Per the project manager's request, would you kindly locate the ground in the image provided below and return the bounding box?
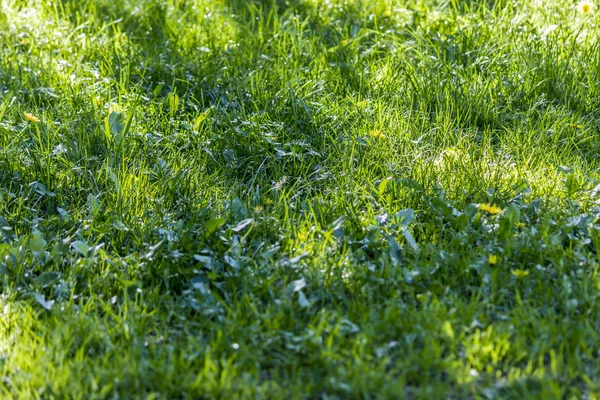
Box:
[1,0,600,398]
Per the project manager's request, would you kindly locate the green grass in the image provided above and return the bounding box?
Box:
[2,0,600,398]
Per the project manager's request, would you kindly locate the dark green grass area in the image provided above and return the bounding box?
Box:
[2,0,600,398]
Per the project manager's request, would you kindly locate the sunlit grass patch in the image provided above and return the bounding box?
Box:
[2,0,600,397]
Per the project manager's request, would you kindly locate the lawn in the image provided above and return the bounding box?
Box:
[2,0,600,398]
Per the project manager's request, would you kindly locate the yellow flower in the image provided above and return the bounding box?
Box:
[479,203,503,215]
[24,112,40,123]
[253,205,264,214]
[488,255,498,265]
[383,9,393,17]
[297,231,308,241]
[369,129,385,139]
[578,1,593,14]
[512,269,530,279]
[515,222,526,229]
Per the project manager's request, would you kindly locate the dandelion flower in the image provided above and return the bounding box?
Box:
[488,255,498,265]
[515,222,526,229]
[369,129,385,139]
[297,231,308,241]
[383,9,393,18]
[479,203,503,215]
[578,1,593,14]
[24,112,40,123]
[512,269,530,279]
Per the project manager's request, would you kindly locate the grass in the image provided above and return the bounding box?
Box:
[1,0,600,398]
